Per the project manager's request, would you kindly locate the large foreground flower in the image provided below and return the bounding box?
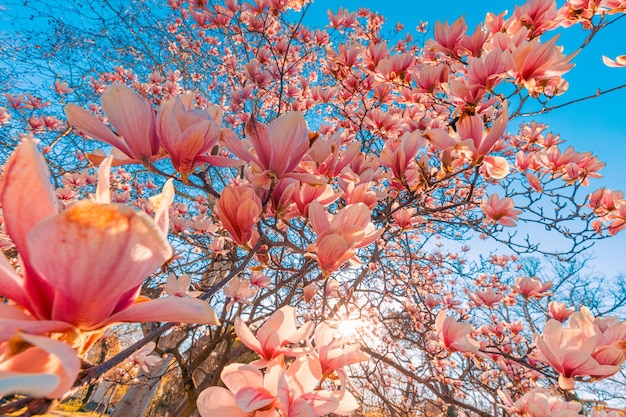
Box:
[0,140,218,351]
[0,332,80,399]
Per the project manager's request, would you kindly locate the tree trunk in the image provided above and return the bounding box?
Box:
[109,356,171,417]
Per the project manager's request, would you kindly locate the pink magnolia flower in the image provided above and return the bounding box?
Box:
[548,301,574,322]
[223,277,258,311]
[533,319,621,389]
[249,271,271,288]
[197,357,341,417]
[602,55,626,67]
[379,131,424,184]
[567,307,626,368]
[467,288,503,307]
[510,36,575,96]
[425,104,508,159]
[222,112,310,186]
[129,342,162,373]
[480,194,522,227]
[0,332,80,399]
[312,321,368,380]
[165,273,202,298]
[498,388,582,417]
[156,94,240,178]
[512,276,552,298]
[64,84,161,164]
[234,306,314,367]
[435,310,480,353]
[216,181,262,247]
[301,131,360,179]
[0,140,219,354]
[308,200,382,273]
[197,363,280,417]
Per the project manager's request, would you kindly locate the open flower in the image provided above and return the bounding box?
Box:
[234,306,314,367]
[480,194,522,227]
[222,112,310,186]
[0,140,219,355]
[435,310,480,353]
[129,342,163,373]
[308,200,382,273]
[156,94,240,178]
[64,84,161,164]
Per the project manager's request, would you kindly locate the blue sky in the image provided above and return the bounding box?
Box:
[305,0,626,277]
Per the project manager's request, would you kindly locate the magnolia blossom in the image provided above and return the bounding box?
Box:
[312,321,368,380]
[480,194,522,227]
[235,306,314,367]
[498,388,582,417]
[157,94,240,177]
[129,342,163,373]
[435,310,480,353]
[512,276,552,298]
[197,357,341,417]
[216,181,262,247]
[533,319,622,389]
[548,301,574,322]
[223,277,258,311]
[222,112,310,186]
[0,140,219,354]
[602,55,626,67]
[308,200,382,273]
[64,84,161,164]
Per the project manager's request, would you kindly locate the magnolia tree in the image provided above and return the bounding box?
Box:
[1,0,626,416]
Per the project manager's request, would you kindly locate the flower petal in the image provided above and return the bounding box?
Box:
[101,84,159,159]
[64,103,133,157]
[26,201,171,327]
[100,296,220,328]
[197,386,249,417]
[0,139,57,259]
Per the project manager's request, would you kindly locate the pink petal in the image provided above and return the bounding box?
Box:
[0,333,80,399]
[235,318,264,356]
[288,399,316,417]
[26,201,171,327]
[101,84,159,158]
[0,139,57,260]
[246,117,272,171]
[308,200,330,235]
[457,114,483,150]
[197,387,249,417]
[64,103,133,157]
[150,179,175,237]
[221,363,264,393]
[94,155,113,204]
[267,112,309,176]
[0,251,28,308]
[300,390,339,416]
[100,296,220,328]
[479,103,508,155]
[0,305,75,341]
[423,128,457,150]
[221,128,255,163]
[195,154,245,167]
[235,387,275,412]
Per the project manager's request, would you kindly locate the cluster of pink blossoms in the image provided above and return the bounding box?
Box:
[197,306,368,416]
